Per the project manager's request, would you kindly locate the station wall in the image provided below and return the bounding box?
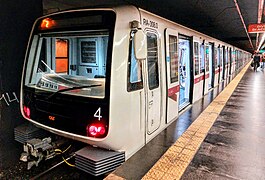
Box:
[0,1,43,145]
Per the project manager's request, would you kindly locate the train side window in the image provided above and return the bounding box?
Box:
[194,42,199,75]
[225,49,228,65]
[127,32,143,91]
[227,49,231,64]
[169,35,178,83]
[200,44,205,73]
[147,32,159,90]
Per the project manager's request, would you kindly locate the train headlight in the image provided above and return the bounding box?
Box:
[23,105,31,118]
[87,124,106,137]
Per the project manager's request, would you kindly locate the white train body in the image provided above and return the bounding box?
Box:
[20,6,250,159]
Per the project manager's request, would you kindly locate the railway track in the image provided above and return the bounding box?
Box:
[30,155,75,180]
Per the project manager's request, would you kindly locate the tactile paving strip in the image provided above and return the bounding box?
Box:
[142,62,250,180]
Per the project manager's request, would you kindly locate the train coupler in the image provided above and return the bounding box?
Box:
[20,137,67,170]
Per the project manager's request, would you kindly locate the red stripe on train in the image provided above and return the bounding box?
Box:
[168,85,180,102]
[194,75,204,84]
[168,85,180,96]
[201,73,210,80]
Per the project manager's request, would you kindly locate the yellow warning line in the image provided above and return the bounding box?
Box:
[104,173,125,180]
[105,63,250,180]
[142,62,250,180]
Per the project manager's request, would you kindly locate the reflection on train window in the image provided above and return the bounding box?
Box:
[55,39,68,73]
[128,32,143,91]
[230,49,233,65]
[194,42,199,75]
[147,32,159,90]
[231,50,234,63]
[200,44,205,73]
[37,38,48,73]
[215,47,218,68]
[226,49,229,64]
[205,46,210,72]
[169,35,178,83]
[224,48,227,65]
[235,51,237,64]
[219,47,223,67]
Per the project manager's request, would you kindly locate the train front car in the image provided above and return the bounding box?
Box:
[20,6,144,156]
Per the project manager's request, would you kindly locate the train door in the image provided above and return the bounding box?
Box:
[213,45,219,87]
[54,38,69,74]
[208,43,214,89]
[165,29,179,123]
[178,35,192,110]
[192,37,204,102]
[49,38,80,76]
[144,31,162,135]
[41,38,69,75]
[203,42,210,95]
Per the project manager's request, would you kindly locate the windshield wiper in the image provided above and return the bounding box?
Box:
[47,84,102,99]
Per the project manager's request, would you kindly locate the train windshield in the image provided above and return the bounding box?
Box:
[23,11,115,99]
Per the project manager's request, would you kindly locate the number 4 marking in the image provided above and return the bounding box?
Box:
[94,107,102,120]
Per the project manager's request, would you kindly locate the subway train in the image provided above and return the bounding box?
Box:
[20,5,251,159]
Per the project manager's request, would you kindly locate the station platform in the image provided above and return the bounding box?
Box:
[105,62,265,180]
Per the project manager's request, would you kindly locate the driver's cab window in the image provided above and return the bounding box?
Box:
[29,32,109,98]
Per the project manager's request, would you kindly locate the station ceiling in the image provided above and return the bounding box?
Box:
[43,0,263,53]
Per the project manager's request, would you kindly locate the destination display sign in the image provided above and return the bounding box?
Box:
[248,23,265,33]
